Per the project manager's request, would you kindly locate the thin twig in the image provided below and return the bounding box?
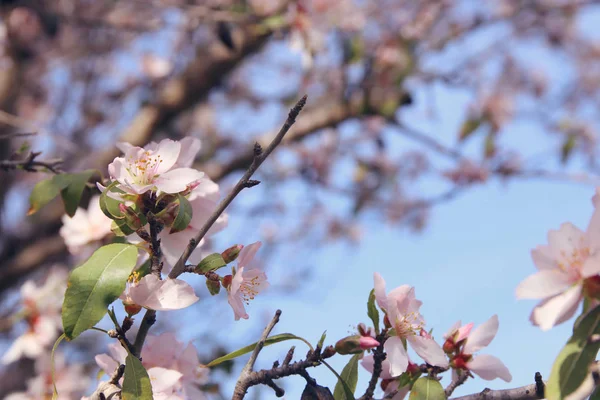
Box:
[445,373,469,397]
[168,95,308,279]
[232,309,282,400]
[0,151,63,174]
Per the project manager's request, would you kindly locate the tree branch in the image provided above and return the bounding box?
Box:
[168,95,308,279]
[450,373,546,400]
[0,151,63,174]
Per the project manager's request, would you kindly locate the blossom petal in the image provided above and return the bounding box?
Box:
[153,139,181,174]
[547,223,586,264]
[407,336,448,368]
[463,315,498,355]
[515,270,573,300]
[531,246,556,270]
[581,251,600,278]
[238,242,262,269]
[455,322,474,344]
[530,285,582,331]
[373,272,388,311]
[361,355,393,380]
[227,289,248,321]
[154,168,204,194]
[130,275,199,311]
[175,137,201,168]
[587,200,600,245]
[467,354,512,382]
[384,336,409,377]
[147,367,182,393]
[444,320,461,340]
[95,354,118,376]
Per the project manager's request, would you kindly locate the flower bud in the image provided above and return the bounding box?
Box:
[222,244,244,263]
[123,302,142,316]
[335,335,369,355]
[450,354,471,370]
[222,275,233,290]
[406,362,420,376]
[358,323,373,337]
[206,279,221,296]
[359,336,380,350]
[322,345,336,358]
[443,338,455,354]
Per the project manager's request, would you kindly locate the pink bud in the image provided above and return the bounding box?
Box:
[359,336,380,350]
[222,244,244,263]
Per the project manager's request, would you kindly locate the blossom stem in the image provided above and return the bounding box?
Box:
[359,333,388,400]
[168,95,307,279]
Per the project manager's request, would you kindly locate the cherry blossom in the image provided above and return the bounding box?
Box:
[95,333,208,399]
[226,242,269,321]
[2,268,66,364]
[108,138,204,195]
[373,273,448,377]
[516,197,600,330]
[5,352,89,400]
[59,195,112,255]
[444,315,512,382]
[361,355,410,400]
[120,274,199,311]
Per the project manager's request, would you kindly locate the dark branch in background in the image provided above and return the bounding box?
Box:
[232,310,335,399]
[169,95,308,279]
[0,151,63,174]
[450,373,546,400]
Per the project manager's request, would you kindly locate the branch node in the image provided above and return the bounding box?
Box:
[244,179,261,188]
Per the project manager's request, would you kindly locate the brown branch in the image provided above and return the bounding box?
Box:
[359,334,388,400]
[445,373,469,398]
[450,373,546,400]
[0,151,63,174]
[233,309,282,399]
[168,95,308,279]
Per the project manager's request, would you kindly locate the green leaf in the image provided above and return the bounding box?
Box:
[123,354,153,400]
[318,331,327,349]
[408,377,445,400]
[333,353,360,400]
[458,117,482,142]
[546,305,600,400]
[170,194,193,233]
[561,134,577,165]
[62,244,138,340]
[206,333,313,367]
[367,289,380,335]
[195,253,227,274]
[28,177,69,215]
[99,181,125,220]
[111,219,137,237]
[60,170,95,217]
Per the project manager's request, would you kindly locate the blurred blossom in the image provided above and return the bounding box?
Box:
[141,54,172,79]
[482,93,514,132]
[5,352,89,400]
[443,161,489,185]
[2,268,66,364]
[60,195,112,255]
[95,333,208,399]
[120,274,199,311]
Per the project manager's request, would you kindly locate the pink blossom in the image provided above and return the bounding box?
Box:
[120,274,199,311]
[108,138,204,195]
[373,273,448,377]
[2,268,66,364]
[227,242,269,321]
[445,315,512,382]
[361,355,410,400]
[516,200,600,330]
[59,195,112,255]
[359,336,380,350]
[6,352,89,400]
[95,333,208,399]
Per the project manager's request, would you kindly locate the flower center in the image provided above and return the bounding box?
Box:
[394,311,424,337]
[126,151,163,185]
[240,276,262,305]
[558,245,590,276]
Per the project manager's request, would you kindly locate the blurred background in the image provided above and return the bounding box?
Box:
[1,0,600,398]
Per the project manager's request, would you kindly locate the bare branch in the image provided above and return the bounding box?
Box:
[445,373,469,398]
[0,151,63,174]
[450,373,546,400]
[168,95,308,279]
